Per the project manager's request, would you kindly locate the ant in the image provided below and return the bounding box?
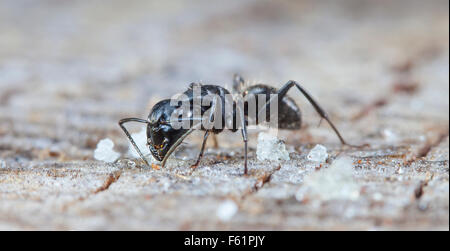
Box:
[119,74,354,175]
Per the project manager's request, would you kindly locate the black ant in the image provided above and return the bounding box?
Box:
[119,74,353,175]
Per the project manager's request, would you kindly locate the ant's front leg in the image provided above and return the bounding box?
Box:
[118,118,152,168]
[188,96,219,173]
[190,130,211,171]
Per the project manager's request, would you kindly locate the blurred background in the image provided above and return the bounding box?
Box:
[0,0,448,150]
[0,0,448,230]
[1,0,448,152]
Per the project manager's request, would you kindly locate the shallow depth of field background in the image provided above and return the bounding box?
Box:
[0,0,448,230]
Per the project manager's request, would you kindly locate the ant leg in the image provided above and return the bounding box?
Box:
[260,80,352,146]
[161,126,197,167]
[236,98,249,175]
[190,130,211,170]
[118,118,151,167]
[190,96,219,170]
[162,97,219,168]
[241,127,248,175]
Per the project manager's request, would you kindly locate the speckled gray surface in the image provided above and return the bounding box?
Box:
[0,0,448,230]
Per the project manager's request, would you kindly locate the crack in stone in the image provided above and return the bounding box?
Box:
[61,170,122,211]
[242,165,281,199]
[351,78,421,121]
[352,98,388,121]
[405,129,449,166]
[414,180,428,200]
[94,171,122,194]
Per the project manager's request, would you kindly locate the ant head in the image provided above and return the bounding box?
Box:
[147,99,187,161]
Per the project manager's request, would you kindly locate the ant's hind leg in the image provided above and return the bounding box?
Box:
[260,80,356,147]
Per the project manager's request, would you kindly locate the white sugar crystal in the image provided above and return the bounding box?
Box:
[128,128,150,157]
[216,200,238,222]
[373,193,383,201]
[127,128,155,163]
[94,138,120,163]
[256,131,290,162]
[0,159,6,169]
[382,128,398,143]
[307,144,328,163]
[296,156,359,201]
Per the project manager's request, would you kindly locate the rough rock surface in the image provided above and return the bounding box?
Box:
[0,0,448,230]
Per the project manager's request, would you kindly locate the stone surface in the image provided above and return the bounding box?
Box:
[0,0,448,230]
